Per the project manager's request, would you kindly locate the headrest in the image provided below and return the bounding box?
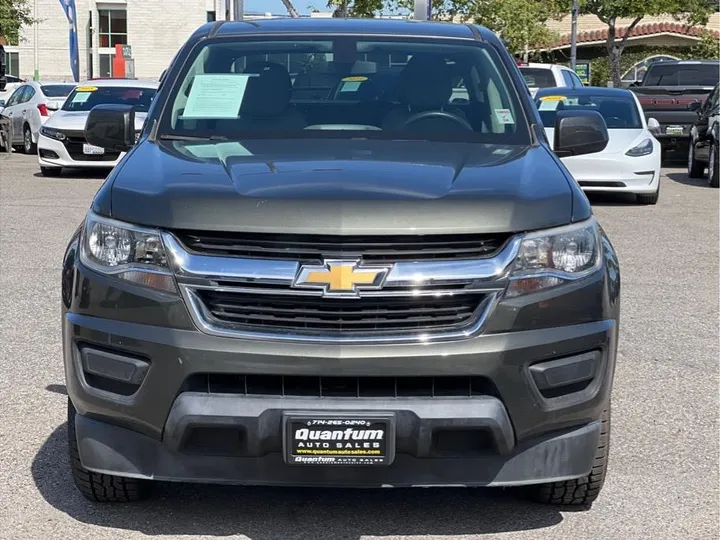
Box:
[241,61,292,117]
[396,54,452,111]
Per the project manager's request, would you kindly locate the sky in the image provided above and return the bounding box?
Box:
[244,0,315,15]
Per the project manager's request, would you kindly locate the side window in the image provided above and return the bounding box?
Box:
[24,86,36,102]
[571,72,584,87]
[561,70,575,87]
[7,85,25,106]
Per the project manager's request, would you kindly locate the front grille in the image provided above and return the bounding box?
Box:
[184,373,500,398]
[174,231,510,262]
[197,290,486,334]
[59,129,120,162]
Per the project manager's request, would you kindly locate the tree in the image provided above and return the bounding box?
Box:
[326,0,383,18]
[0,0,34,45]
[574,0,713,87]
[386,0,564,55]
[280,0,301,18]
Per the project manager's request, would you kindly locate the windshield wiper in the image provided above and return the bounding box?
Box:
[158,134,229,141]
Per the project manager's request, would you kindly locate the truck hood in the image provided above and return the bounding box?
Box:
[107,138,574,235]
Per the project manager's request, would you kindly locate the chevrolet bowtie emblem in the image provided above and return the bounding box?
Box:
[293,260,392,296]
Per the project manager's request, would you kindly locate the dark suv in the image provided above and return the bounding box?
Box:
[63,19,620,506]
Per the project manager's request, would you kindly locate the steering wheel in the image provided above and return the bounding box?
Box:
[401,110,474,132]
[604,116,627,128]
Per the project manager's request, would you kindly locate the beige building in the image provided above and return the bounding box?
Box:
[2,0,279,82]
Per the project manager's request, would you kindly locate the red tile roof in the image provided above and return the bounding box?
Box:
[555,22,719,47]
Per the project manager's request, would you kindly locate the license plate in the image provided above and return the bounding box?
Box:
[284,413,395,466]
[666,126,684,136]
[83,143,105,155]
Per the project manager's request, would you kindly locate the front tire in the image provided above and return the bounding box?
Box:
[40,166,62,177]
[530,406,610,506]
[709,143,719,188]
[687,141,705,178]
[637,183,660,205]
[23,125,36,154]
[68,399,151,502]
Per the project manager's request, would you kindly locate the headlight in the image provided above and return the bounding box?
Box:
[40,126,66,141]
[79,212,176,293]
[506,219,601,297]
[625,138,653,157]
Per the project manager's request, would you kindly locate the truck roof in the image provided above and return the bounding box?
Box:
[194,18,497,43]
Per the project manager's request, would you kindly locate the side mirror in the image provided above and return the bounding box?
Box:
[554,110,609,158]
[84,104,136,152]
[647,117,661,134]
[687,101,702,112]
[0,99,5,108]
[0,77,6,91]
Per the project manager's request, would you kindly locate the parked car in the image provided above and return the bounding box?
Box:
[0,81,75,154]
[37,79,158,176]
[518,62,585,97]
[687,82,719,187]
[63,18,620,506]
[630,59,719,160]
[0,74,25,105]
[536,86,662,204]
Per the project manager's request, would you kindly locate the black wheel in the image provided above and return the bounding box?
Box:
[687,141,705,178]
[637,183,660,205]
[40,166,62,177]
[529,406,610,506]
[68,399,151,502]
[23,125,36,154]
[709,143,719,188]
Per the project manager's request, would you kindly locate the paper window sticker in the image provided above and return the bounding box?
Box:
[494,109,515,125]
[182,74,254,119]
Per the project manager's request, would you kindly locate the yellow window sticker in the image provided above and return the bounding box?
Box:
[341,76,368,82]
[75,86,98,92]
[539,95,566,102]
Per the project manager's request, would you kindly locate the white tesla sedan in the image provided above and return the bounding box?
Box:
[37,79,158,176]
[535,87,662,205]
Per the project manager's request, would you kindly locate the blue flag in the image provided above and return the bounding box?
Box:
[58,0,80,82]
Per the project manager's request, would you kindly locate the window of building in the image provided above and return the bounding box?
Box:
[99,54,115,78]
[4,52,20,77]
[98,9,127,47]
[207,11,216,22]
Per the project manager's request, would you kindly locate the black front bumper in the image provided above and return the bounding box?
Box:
[61,231,620,487]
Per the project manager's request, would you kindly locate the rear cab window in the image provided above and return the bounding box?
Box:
[158,35,532,145]
[642,63,720,86]
[519,68,556,89]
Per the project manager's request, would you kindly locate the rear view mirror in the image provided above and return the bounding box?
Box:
[553,110,609,158]
[84,104,136,152]
[647,117,661,135]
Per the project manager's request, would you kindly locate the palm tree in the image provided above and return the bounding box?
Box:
[280,0,300,17]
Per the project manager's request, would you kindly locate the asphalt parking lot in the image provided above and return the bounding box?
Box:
[0,153,718,540]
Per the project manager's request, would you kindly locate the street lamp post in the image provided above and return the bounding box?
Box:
[569,0,579,71]
[33,0,39,80]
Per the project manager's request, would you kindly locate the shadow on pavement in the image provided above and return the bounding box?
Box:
[33,423,566,538]
[585,192,638,206]
[664,172,713,188]
[46,384,68,395]
[32,169,109,180]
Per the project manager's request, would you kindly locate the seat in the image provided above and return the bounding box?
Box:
[239,62,306,130]
[381,54,468,131]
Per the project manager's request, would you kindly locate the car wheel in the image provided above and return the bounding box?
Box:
[40,166,62,177]
[687,142,705,178]
[709,144,719,188]
[529,406,610,506]
[23,125,36,154]
[637,182,660,205]
[67,399,151,502]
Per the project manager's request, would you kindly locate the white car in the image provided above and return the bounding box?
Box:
[536,87,662,205]
[0,81,75,153]
[37,79,158,176]
[519,63,585,97]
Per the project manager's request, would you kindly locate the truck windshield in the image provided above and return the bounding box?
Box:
[62,86,157,112]
[643,63,720,86]
[536,93,642,129]
[159,36,530,144]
